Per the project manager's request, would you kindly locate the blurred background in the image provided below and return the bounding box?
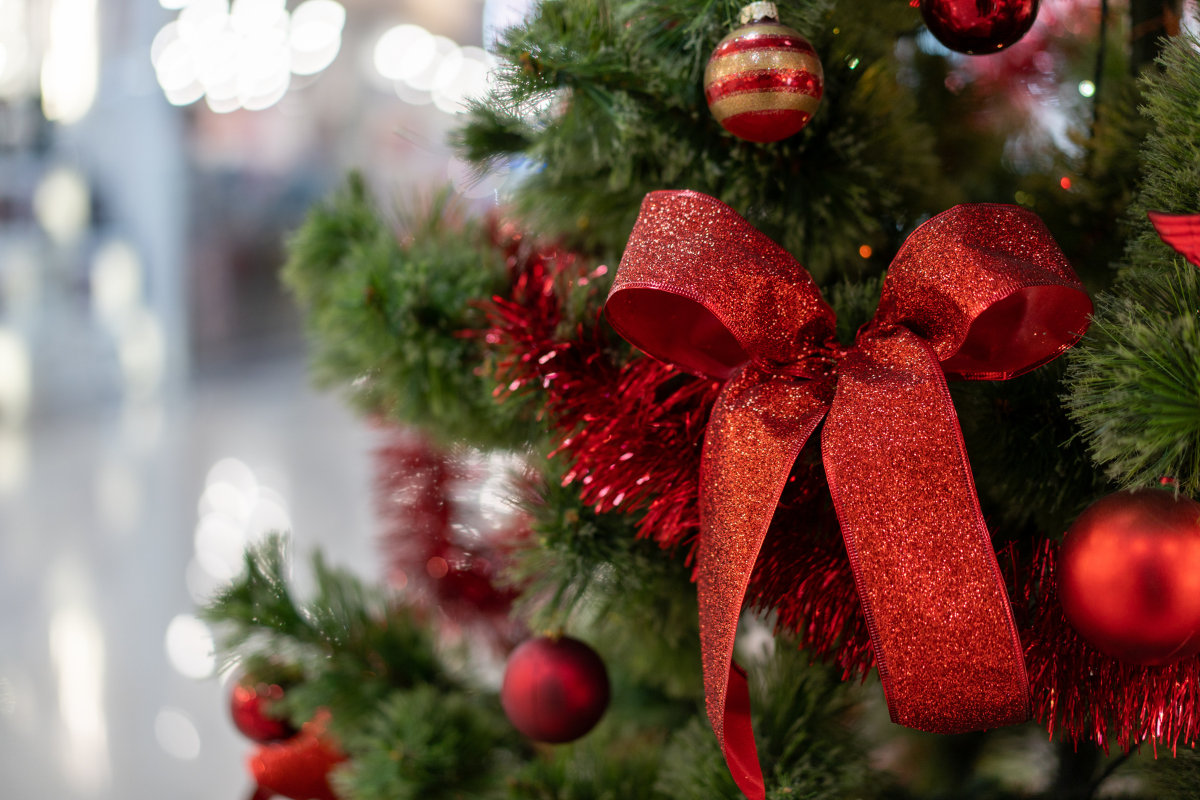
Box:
[0,0,523,796]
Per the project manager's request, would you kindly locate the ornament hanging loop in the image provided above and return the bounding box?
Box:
[739,1,778,24]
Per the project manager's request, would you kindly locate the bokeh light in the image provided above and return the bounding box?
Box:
[41,0,99,124]
[34,168,90,246]
[192,457,291,590]
[0,328,32,425]
[165,614,215,680]
[374,24,495,114]
[152,0,345,112]
[155,708,201,760]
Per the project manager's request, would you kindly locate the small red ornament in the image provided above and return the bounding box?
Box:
[703,2,823,143]
[231,679,297,743]
[249,710,345,800]
[1059,489,1200,666]
[920,0,1039,55]
[500,636,610,743]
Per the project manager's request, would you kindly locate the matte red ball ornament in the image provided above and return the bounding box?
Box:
[501,636,610,743]
[703,2,824,143]
[920,0,1039,55]
[231,680,298,743]
[1059,489,1200,666]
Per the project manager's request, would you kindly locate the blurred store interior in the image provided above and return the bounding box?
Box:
[0,0,521,795]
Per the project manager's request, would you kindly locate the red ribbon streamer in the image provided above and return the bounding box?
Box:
[604,190,1093,800]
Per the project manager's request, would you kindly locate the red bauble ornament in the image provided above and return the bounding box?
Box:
[501,636,610,743]
[249,710,345,800]
[920,0,1039,55]
[1059,489,1200,666]
[231,680,297,743]
[703,2,823,143]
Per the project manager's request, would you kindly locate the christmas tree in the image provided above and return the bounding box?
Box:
[204,0,1200,797]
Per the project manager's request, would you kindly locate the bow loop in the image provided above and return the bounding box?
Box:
[606,191,835,381]
[875,204,1092,379]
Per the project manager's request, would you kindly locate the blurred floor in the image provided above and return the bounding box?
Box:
[0,352,383,799]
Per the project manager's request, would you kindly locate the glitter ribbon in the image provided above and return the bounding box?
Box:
[604,190,1093,800]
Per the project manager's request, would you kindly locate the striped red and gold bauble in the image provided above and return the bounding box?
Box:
[703,2,823,143]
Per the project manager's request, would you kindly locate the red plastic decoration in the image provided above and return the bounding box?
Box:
[501,636,610,743]
[1059,490,1200,666]
[1148,211,1200,268]
[920,0,1039,55]
[231,680,297,744]
[249,710,345,800]
[703,5,823,143]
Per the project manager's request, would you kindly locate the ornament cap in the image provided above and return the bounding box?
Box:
[738,1,778,25]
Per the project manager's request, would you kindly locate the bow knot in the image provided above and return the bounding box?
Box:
[605,190,1093,800]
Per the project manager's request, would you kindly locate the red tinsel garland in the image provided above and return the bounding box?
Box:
[1010,539,1200,753]
[486,221,719,556]
[481,222,1200,751]
[375,430,522,644]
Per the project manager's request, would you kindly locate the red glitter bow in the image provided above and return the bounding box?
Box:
[604,190,1093,800]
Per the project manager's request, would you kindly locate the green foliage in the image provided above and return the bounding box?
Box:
[206,537,513,800]
[954,361,1113,538]
[1066,33,1200,494]
[334,687,512,800]
[281,173,541,449]
[827,274,883,346]
[506,725,667,800]
[1136,747,1200,799]
[204,535,449,735]
[456,0,944,279]
[656,646,879,800]
[508,466,703,699]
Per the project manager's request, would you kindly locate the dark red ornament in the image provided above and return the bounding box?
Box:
[1059,489,1200,666]
[249,710,345,800]
[231,680,297,743]
[501,636,610,743]
[920,0,1039,55]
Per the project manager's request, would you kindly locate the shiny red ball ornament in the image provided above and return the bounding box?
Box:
[249,710,345,800]
[703,2,824,143]
[501,636,610,743]
[920,0,1039,55]
[231,680,298,743]
[1059,489,1200,666]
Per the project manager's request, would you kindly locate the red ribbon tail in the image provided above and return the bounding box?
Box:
[723,661,764,800]
[822,328,1030,732]
[697,368,832,799]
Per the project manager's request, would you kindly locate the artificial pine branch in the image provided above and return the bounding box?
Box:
[1066,32,1200,494]
[281,174,539,449]
[456,0,944,278]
